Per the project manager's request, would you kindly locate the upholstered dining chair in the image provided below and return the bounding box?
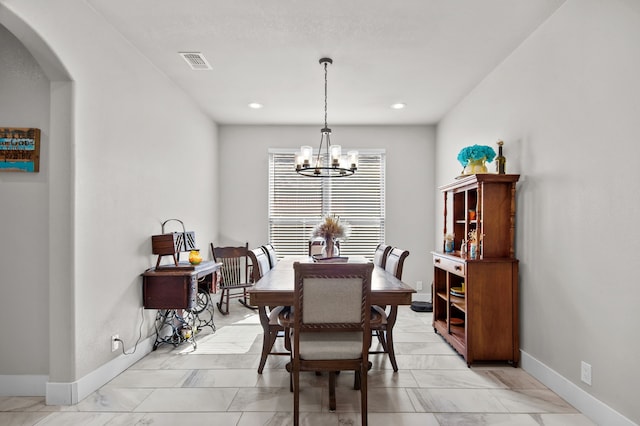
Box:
[384,247,410,280]
[373,243,392,269]
[287,262,374,426]
[308,238,340,257]
[248,247,271,283]
[261,243,278,269]
[308,238,324,257]
[211,242,255,315]
[370,247,410,372]
[248,246,288,373]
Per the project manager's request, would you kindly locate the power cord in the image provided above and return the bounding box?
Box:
[114,307,146,356]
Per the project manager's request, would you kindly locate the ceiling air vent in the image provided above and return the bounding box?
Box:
[179,52,212,70]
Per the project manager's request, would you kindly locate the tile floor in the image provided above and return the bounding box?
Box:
[0,304,596,425]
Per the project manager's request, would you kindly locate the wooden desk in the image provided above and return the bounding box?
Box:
[142,260,222,350]
[142,261,221,310]
[248,256,415,370]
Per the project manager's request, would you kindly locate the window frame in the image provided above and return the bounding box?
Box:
[268,148,386,258]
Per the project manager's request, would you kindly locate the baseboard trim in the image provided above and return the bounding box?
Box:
[521,351,636,426]
[46,336,154,405]
[0,375,48,396]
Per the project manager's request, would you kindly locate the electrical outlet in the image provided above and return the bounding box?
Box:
[581,361,592,385]
[111,334,120,352]
[416,281,423,290]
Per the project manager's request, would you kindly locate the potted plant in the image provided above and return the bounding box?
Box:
[457,144,497,175]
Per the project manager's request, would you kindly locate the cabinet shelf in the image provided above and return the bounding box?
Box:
[433,173,520,366]
[436,291,448,301]
[434,319,465,353]
[450,298,465,313]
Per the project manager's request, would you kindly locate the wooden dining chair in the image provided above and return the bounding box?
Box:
[248,247,271,283]
[261,243,278,269]
[211,242,255,315]
[288,262,373,426]
[308,238,324,256]
[373,243,392,268]
[385,247,410,280]
[248,247,289,373]
[308,238,340,257]
[370,247,410,372]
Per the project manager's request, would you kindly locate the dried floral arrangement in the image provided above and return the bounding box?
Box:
[312,214,351,241]
[457,144,497,167]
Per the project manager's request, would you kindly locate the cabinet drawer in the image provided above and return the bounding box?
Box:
[433,255,465,276]
[143,275,197,309]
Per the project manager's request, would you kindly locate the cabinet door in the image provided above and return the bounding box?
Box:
[466,261,517,363]
[143,274,195,309]
[478,183,514,258]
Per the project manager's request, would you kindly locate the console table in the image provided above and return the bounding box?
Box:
[142,260,221,349]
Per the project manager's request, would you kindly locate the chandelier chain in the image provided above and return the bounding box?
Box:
[324,61,328,129]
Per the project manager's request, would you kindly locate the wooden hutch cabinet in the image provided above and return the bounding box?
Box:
[432,173,520,366]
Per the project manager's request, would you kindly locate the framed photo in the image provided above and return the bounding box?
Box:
[0,128,40,172]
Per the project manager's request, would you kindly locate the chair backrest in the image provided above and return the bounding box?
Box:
[308,238,324,256]
[373,243,392,269]
[248,246,271,282]
[211,242,251,286]
[293,262,373,336]
[384,247,410,280]
[261,244,278,269]
[308,238,341,256]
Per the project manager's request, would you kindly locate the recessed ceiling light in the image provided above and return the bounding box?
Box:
[248,102,263,109]
[390,103,406,110]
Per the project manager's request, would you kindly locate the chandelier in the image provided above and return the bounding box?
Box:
[295,58,358,177]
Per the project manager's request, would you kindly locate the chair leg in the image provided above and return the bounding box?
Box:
[284,328,291,351]
[257,329,277,374]
[385,328,399,372]
[285,361,293,392]
[238,288,258,310]
[216,288,229,315]
[360,362,368,426]
[376,329,388,351]
[329,371,337,412]
[293,367,300,426]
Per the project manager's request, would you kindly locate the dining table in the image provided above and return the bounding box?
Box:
[248,255,416,369]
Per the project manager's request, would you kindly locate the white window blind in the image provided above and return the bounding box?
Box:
[268,149,385,257]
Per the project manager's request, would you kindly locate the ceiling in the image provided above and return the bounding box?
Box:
[87,0,565,125]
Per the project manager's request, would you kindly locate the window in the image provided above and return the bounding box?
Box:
[268,149,385,257]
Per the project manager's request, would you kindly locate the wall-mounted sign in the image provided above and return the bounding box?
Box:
[0,128,40,172]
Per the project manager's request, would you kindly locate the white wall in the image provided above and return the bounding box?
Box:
[0,24,51,379]
[219,125,436,294]
[436,0,640,423]
[1,0,219,402]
